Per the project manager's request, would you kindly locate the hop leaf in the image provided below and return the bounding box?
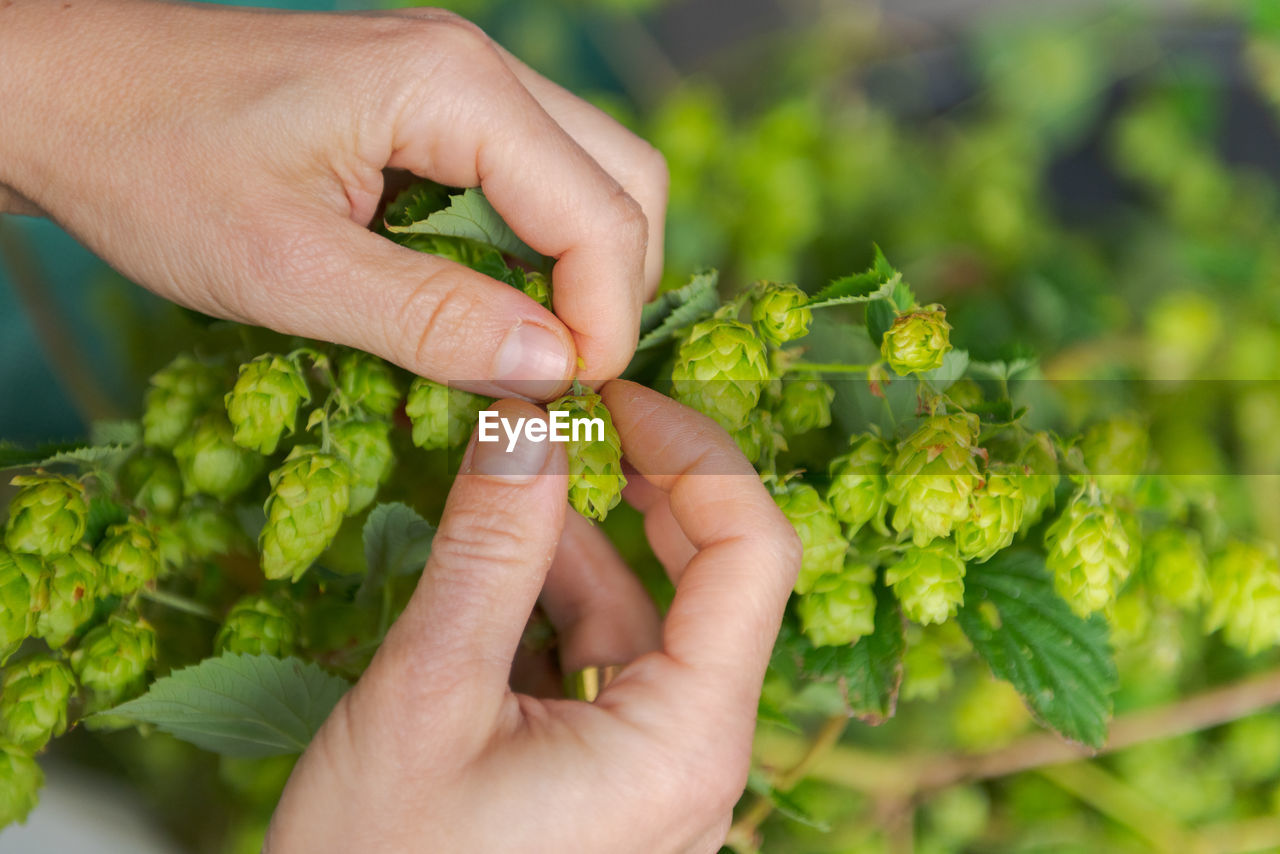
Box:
[881,306,951,375]
[796,560,876,647]
[827,435,891,537]
[336,351,400,418]
[0,742,42,829]
[954,466,1025,563]
[547,391,626,522]
[329,418,394,516]
[173,414,265,501]
[885,413,982,546]
[671,317,771,431]
[405,378,490,450]
[260,447,351,582]
[0,656,76,752]
[119,451,183,518]
[0,549,43,658]
[225,354,311,455]
[4,473,88,557]
[1017,431,1059,529]
[886,541,966,625]
[1080,416,1148,495]
[215,595,300,658]
[35,546,100,649]
[777,378,834,436]
[96,519,161,597]
[1144,528,1208,611]
[70,614,157,713]
[1205,541,1280,654]
[1044,494,1138,617]
[142,355,221,450]
[751,283,813,345]
[773,482,848,594]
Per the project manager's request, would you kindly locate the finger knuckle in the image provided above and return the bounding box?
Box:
[390,271,477,374]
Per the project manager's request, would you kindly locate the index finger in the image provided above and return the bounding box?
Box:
[600,381,801,705]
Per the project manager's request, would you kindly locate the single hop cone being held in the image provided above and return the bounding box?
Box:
[0,656,76,752]
[1205,541,1280,655]
[329,418,394,516]
[0,742,43,829]
[4,474,88,557]
[777,377,834,436]
[881,305,951,375]
[70,614,157,713]
[954,466,1025,563]
[0,550,43,659]
[885,413,982,547]
[96,520,161,597]
[173,414,264,501]
[141,355,221,450]
[773,482,849,594]
[671,316,771,431]
[336,350,400,418]
[797,560,876,647]
[886,541,966,626]
[260,447,351,582]
[35,547,100,650]
[215,594,300,658]
[224,354,311,455]
[405,378,490,451]
[547,391,626,522]
[751,283,813,345]
[1044,494,1138,617]
[521,270,552,310]
[827,434,891,537]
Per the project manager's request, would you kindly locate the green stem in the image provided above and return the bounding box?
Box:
[789,362,874,373]
[140,588,219,622]
[1035,763,1197,853]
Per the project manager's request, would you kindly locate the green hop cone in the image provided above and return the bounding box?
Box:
[4,473,88,557]
[329,418,394,515]
[0,742,42,828]
[751,283,812,345]
[947,379,985,411]
[120,451,183,518]
[1017,432,1059,530]
[224,354,311,454]
[901,623,968,702]
[954,466,1025,563]
[1205,541,1280,655]
[405,378,490,450]
[671,316,770,431]
[70,614,157,713]
[0,550,43,659]
[141,355,221,449]
[1080,416,1148,495]
[1043,494,1138,617]
[179,504,247,561]
[336,351,401,418]
[173,414,264,501]
[260,447,351,582]
[796,560,876,647]
[35,547,100,649]
[1144,528,1208,611]
[547,391,627,522]
[96,519,161,597]
[886,541,966,625]
[521,271,552,309]
[773,482,848,594]
[0,656,76,752]
[881,305,951,375]
[777,377,834,436]
[885,413,982,547]
[827,435,891,537]
[215,595,300,657]
[1109,588,1152,648]
[730,409,786,466]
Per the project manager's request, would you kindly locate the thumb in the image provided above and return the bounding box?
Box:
[375,398,567,722]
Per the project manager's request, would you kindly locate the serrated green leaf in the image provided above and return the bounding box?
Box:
[746,768,832,832]
[385,186,543,268]
[98,653,350,757]
[756,693,799,732]
[922,349,970,393]
[636,270,720,350]
[807,246,908,310]
[800,577,905,724]
[90,420,141,447]
[0,441,131,472]
[357,502,435,606]
[957,550,1116,748]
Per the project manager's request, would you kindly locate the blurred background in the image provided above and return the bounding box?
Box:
[6,0,1280,851]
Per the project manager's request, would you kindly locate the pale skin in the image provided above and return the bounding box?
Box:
[0,3,802,850]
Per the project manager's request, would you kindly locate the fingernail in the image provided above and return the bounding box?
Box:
[494,322,570,398]
[467,413,550,484]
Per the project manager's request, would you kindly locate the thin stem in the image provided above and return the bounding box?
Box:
[1035,763,1198,853]
[140,587,220,622]
[789,362,875,373]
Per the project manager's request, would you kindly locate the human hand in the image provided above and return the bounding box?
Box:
[265,381,801,853]
[0,1,667,396]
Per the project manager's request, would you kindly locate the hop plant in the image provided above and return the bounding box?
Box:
[142,355,221,449]
[329,418,394,515]
[731,409,785,465]
[885,413,982,546]
[777,377,834,436]
[1018,431,1059,530]
[671,316,770,431]
[260,447,351,582]
[179,504,247,561]
[1205,541,1280,654]
[1144,528,1208,611]
[547,390,626,522]
[0,550,44,659]
[4,473,88,557]
[0,742,42,828]
[881,306,951,375]
[886,541,966,625]
[336,350,400,417]
[405,378,490,450]
[751,283,812,345]
[215,595,299,657]
[954,466,1025,562]
[827,434,891,537]
[173,414,264,501]
[1080,416,1148,495]
[120,451,183,518]
[96,519,161,597]
[773,482,848,594]
[796,560,876,646]
[0,656,76,752]
[71,614,157,712]
[522,270,552,309]
[1044,493,1138,617]
[224,354,311,454]
[35,547,100,649]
